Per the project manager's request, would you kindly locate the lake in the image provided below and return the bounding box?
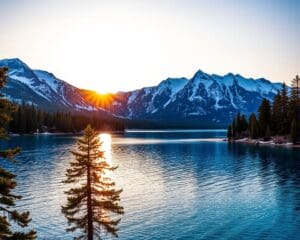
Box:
[1,130,300,239]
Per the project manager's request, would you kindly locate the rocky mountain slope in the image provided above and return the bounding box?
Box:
[0,58,101,113]
[0,58,283,125]
[106,71,282,124]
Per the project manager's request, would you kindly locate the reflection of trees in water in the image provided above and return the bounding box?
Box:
[227,143,300,214]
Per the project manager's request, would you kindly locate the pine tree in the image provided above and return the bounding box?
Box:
[288,97,297,129]
[265,125,271,141]
[291,75,299,102]
[230,113,248,138]
[258,98,271,138]
[248,113,259,139]
[9,105,19,133]
[29,104,37,133]
[240,114,248,133]
[280,83,289,134]
[36,109,44,132]
[271,92,282,135]
[235,112,241,136]
[0,67,36,239]
[291,119,297,144]
[227,125,232,140]
[62,125,124,240]
[231,119,236,139]
[288,75,300,131]
[20,102,27,134]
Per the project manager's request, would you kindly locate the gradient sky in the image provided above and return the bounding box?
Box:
[0,0,299,93]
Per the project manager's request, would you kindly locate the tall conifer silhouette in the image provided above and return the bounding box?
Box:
[62,125,124,240]
[0,67,36,239]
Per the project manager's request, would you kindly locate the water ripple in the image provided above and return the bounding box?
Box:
[1,132,299,239]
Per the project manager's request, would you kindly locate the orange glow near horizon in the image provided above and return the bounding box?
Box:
[82,91,115,109]
[1,1,299,92]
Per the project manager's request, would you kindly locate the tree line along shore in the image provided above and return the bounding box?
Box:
[7,102,125,134]
[227,75,300,146]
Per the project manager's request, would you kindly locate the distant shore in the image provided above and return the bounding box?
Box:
[227,137,300,148]
[10,130,125,136]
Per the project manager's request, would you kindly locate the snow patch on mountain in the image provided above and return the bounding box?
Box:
[128,91,138,104]
[157,78,188,97]
[34,70,60,93]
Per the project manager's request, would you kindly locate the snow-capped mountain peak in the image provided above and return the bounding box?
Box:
[0,58,100,112]
[0,58,284,125]
[106,69,283,123]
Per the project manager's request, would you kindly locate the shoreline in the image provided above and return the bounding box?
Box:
[10,132,78,136]
[9,130,125,137]
[227,137,300,148]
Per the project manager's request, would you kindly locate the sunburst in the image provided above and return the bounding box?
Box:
[81,90,115,109]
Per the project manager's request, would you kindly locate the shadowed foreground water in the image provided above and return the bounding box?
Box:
[1,130,300,239]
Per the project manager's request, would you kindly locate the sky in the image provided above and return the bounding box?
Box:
[0,0,299,93]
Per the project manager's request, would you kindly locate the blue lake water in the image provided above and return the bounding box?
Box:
[1,130,300,239]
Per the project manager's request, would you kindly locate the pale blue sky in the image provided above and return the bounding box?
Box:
[0,0,299,92]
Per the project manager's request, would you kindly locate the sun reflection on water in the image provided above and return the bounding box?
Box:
[99,133,112,166]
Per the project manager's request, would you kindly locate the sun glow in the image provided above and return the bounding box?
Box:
[81,91,116,109]
[0,0,298,92]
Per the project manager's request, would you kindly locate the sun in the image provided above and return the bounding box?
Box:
[80,89,116,108]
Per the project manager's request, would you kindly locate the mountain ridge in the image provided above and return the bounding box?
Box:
[0,58,284,125]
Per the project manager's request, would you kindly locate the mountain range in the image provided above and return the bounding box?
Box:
[0,58,283,127]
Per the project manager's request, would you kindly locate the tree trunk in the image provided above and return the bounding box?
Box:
[87,139,93,240]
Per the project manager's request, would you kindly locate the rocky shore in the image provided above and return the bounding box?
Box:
[228,136,300,148]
